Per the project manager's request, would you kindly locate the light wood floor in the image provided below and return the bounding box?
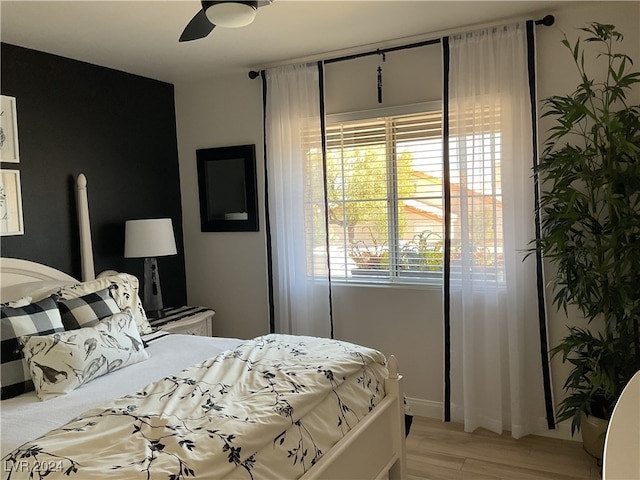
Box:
[406,416,601,480]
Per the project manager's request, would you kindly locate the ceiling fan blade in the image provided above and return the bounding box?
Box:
[179,9,216,42]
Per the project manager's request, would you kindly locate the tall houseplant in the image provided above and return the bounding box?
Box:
[535,23,640,440]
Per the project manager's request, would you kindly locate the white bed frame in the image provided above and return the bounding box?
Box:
[0,174,407,479]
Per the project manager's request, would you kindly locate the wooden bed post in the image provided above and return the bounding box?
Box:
[76,173,95,281]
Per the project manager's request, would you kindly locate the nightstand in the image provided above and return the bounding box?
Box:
[148,306,215,337]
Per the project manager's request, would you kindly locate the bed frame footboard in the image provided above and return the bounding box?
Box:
[300,355,407,480]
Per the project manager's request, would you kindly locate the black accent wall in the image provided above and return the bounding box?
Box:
[0,43,187,307]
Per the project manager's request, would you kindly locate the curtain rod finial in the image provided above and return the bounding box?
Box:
[248,70,260,79]
[536,14,554,27]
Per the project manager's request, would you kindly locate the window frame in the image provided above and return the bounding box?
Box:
[324,102,444,287]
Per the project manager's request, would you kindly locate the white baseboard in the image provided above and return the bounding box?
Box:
[405,397,578,442]
[405,396,443,419]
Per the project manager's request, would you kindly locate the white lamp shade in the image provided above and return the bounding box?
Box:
[205,2,257,28]
[124,219,177,258]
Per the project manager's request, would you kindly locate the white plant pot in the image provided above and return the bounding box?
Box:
[581,412,609,460]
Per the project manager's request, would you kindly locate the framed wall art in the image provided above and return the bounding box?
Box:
[0,96,20,163]
[0,169,24,236]
[196,144,258,232]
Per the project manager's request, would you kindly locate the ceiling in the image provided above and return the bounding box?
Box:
[1,0,582,84]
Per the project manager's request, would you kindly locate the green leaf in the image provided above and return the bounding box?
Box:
[534,22,640,433]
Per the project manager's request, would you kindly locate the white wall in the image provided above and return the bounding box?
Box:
[323,42,445,410]
[324,42,442,114]
[174,1,640,437]
[174,74,269,340]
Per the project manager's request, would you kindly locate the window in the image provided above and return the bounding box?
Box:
[448,105,505,284]
[323,104,444,283]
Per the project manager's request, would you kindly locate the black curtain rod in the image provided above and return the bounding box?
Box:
[324,38,441,65]
[249,14,554,79]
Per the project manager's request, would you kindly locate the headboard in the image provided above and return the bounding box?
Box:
[0,258,77,284]
[0,257,78,302]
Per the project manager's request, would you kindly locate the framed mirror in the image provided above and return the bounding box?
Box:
[196,144,258,232]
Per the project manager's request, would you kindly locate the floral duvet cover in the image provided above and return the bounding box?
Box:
[2,334,388,479]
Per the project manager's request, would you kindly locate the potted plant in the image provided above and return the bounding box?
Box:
[534,22,640,457]
[399,230,443,272]
[349,228,389,274]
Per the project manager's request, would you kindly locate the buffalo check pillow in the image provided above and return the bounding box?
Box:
[57,274,152,335]
[57,287,121,330]
[0,296,65,400]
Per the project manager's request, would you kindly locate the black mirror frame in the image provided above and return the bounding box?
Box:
[196,144,259,232]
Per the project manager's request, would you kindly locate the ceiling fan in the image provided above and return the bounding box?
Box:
[179,1,273,42]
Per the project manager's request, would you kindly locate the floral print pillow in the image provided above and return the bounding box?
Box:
[20,308,149,401]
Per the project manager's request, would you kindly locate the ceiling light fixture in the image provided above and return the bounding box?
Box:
[205,1,257,28]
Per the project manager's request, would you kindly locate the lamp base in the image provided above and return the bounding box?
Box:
[143,257,164,318]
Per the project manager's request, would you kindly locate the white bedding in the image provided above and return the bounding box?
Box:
[2,333,389,479]
[0,332,243,455]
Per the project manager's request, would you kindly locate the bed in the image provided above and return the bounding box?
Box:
[0,174,406,479]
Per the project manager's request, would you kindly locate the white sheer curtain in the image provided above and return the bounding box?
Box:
[445,23,552,438]
[264,62,333,338]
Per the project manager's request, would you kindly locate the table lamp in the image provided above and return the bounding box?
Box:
[124,218,177,318]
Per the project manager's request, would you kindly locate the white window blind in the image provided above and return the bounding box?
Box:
[448,104,505,283]
[323,108,444,282]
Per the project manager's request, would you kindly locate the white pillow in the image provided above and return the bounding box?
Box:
[1,296,32,308]
[20,309,149,401]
